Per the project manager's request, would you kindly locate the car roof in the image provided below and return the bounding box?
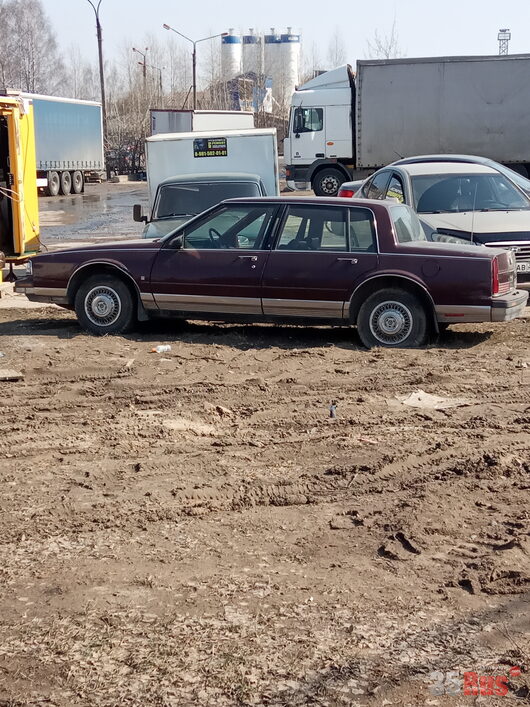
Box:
[393,154,490,165]
[159,172,261,186]
[222,195,399,210]
[396,162,497,176]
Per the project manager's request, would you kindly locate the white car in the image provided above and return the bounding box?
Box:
[343,162,530,281]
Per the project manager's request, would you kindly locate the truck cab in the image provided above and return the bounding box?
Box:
[284,65,358,196]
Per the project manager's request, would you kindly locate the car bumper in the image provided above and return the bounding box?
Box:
[14,278,69,305]
[491,289,528,321]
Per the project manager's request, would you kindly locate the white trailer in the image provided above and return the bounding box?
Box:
[150,109,254,136]
[285,54,530,195]
[145,128,279,206]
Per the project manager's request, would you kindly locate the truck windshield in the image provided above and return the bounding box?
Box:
[391,205,427,243]
[154,181,262,219]
[412,173,530,213]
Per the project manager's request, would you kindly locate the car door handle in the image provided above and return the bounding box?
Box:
[336,257,358,264]
[237,255,258,261]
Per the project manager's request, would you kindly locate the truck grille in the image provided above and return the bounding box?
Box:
[485,243,530,261]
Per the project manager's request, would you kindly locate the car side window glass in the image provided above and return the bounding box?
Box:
[348,208,377,252]
[391,205,427,243]
[277,206,347,251]
[386,174,405,203]
[366,171,390,200]
[183,206,275,250]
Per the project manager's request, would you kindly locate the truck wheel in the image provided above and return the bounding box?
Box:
[46,171,60,196]
[60,170,72,195]
[72,170,84,194]
[356,288,428,348]
[312,168,345,197]
[74,274,136,336]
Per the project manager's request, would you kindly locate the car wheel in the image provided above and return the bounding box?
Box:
[72,170,84,194]
[46,171,60,196]
[312,168,345,197]
[74,274,135,335]
[60,170,72,195]
[356,288,428,348]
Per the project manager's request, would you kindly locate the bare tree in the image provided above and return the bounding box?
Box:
[326,28,347,69]
[300,41,324,84]
[366,18,404,60]
[0,0,66,92]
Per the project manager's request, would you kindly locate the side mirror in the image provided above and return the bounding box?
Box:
[133,204,148,223]
[170,234,184,250]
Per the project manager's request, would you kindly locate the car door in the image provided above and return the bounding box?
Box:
[290,106,326,162]
[261,204,379,319]
[150,203,277,314]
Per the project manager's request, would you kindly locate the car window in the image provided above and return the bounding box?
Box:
[277,206,347,251]
[294,107,323,133]
[386,174,405,203]
[365,171,391,200]
[183,205,276,250]
[154,181,261,219]
[412,173,530,213]
[349,208,377,252]
[391,205,427,243]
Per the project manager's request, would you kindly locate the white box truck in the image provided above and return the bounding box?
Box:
[134,128,279,238]
[285,54,530,196]
[150,109,254,135]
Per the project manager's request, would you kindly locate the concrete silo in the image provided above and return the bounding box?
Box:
[264,28,282,103]
[221,29,242,80]
[242,29,263,76]
[280,28,300,102]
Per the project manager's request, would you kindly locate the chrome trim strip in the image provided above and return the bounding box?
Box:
[379,252,492,261]
[435,304,491,323]
[140,292,157,310]
[154,294,262,314]
[262,298,343,318]
[16,286,68,297]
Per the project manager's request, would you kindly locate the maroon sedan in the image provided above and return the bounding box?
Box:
[15,197,528,348]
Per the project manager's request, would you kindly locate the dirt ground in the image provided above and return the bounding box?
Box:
[0,305,529,706]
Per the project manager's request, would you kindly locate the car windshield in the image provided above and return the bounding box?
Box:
[412,173,530,213]
[154,181,261,219]
[391,204,427,243]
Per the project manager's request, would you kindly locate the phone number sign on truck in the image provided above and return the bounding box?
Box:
[193,137,228,158]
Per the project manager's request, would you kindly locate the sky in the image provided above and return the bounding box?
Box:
[43,0,530,71]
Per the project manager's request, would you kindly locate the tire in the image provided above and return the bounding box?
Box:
[312,168,345,197]
[356,288,428,348]
[60,170,72,195]
[74,274,136,336]
[72,170,84,194]
[45,171,60,197]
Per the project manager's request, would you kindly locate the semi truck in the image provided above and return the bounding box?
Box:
[150,109,254,136]
[285,54,530,196]
[8,92,104,196]
[0,95,40,275]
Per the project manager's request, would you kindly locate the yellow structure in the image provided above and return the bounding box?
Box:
[0,95,40,281]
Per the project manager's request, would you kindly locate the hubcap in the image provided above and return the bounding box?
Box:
[321,176,340,194]
[369,300,413,345]
[85,286,121,327]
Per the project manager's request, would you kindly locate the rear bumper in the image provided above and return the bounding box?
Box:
[491,289,529,321]
[435,290,528,324]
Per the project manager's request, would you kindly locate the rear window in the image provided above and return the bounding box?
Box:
[391,205,427,243]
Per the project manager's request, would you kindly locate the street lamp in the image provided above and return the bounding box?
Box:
[138,62,164,96]
[85,1,107,150]
[163,24,227,109]
[132,47,149,89]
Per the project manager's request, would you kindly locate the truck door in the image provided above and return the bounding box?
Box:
[290,106,326,163]
[0,116,13,255]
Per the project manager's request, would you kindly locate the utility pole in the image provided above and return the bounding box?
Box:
[85,1,107,169]
[498,28,511,55]
[133,47,149,90]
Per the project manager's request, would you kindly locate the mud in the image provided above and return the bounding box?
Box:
[0,308,529,705]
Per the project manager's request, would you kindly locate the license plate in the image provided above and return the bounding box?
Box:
[516,261,530,273]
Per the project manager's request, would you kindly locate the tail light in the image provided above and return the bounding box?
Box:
[338,188,356,198]
[491,257,510,296]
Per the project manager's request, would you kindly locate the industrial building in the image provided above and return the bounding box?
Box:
[221,28,301,109]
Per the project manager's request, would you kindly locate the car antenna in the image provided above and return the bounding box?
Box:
[393,149,404,159]
[470,181,478,243]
